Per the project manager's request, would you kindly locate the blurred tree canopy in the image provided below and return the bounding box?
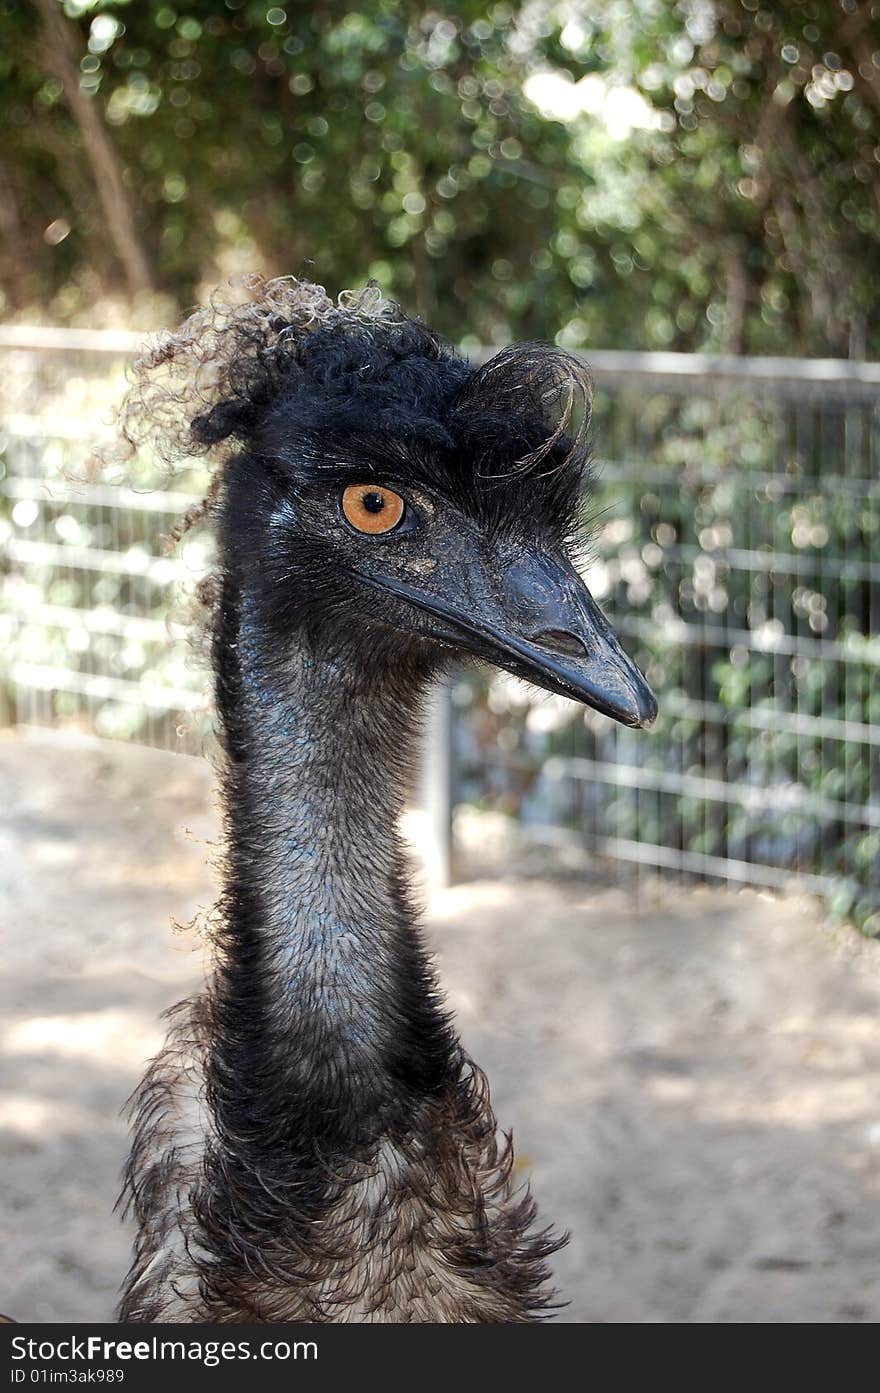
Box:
[2,0,878,354]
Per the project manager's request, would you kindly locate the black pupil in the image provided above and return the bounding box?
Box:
[362,491,385,514]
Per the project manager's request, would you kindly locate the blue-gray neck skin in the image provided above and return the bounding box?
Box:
[208,578,455,1161]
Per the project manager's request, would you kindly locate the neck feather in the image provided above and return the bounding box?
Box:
[208,578,455,1157]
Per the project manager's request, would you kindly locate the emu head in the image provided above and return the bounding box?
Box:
[133,278,656,728]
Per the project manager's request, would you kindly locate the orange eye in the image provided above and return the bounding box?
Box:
[341,484,405,535]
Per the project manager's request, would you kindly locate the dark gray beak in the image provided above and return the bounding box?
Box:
[370,549,657,729]
[469,551,657,727]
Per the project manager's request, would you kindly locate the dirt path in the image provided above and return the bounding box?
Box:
[2,730,878,1322]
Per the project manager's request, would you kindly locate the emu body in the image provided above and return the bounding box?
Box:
[117,279,655,1322]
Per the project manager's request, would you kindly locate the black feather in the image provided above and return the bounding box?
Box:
[116,277,574,1324]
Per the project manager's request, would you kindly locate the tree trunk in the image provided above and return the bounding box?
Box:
[31,0,154,298]
[0,162,24,244]
[722,243,747,355]
[0,162,34,305]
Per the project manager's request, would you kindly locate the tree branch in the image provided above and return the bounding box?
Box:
[29,0,154,298]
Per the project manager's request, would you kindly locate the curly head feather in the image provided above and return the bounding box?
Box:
[118,274,593,544]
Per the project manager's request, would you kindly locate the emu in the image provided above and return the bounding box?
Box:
[116,276,656,1322]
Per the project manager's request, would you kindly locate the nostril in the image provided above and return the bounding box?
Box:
[531,628,588,659]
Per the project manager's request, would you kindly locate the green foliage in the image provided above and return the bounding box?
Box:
[1,1,878,352]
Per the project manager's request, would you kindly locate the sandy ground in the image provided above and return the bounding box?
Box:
[2,729,879,1324]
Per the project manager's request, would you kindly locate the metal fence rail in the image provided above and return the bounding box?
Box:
[1,329,878,928]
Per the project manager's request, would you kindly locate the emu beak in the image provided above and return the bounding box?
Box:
[370,550,658,729]
[471,551,657,728]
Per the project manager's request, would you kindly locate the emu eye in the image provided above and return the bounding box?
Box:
[341,484,405,535]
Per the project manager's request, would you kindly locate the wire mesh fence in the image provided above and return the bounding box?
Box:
[451,351,880,931]
[1,330,878,929]
[0,328,211,753]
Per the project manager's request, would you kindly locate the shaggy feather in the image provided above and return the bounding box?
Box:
[120,274,593,551]
[117,276,584,1323]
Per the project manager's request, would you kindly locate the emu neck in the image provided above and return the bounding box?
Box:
[212,582,448,1154]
